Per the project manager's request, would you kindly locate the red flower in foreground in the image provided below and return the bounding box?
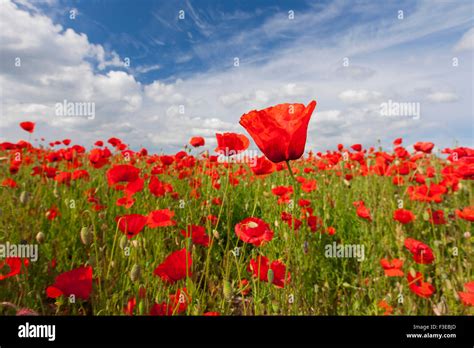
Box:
[247,256,290,288]
[407,271,435,298]
[239,101,317,163]
[180,225,210,247]
[393,208,415,224]
[147,209,176,228]
[456,207,474,222]
[215,133,249,155]
[458,281,474,306]
[20,121,35,133]
[153,248,192,284]
[116,214,148,239]
[404,238,435,264]
[0,258,29,280]
[380,258,404,277]
[46,266,93,300]
[107,165,140,186]
[189,136,205,147]
[235,217,274,247]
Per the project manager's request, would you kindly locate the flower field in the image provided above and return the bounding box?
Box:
[0,102,473,316]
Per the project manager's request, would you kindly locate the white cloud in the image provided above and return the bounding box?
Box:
[454,27,474,52]
[426,92,459,103]
[338,90,382,104]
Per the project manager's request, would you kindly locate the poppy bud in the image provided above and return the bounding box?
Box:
[223,280,232,300]
[138,300,145,315]
[80,226,93,245]
[119,235,129,249]
[19,191,30,204]
[36,231,45,244]
[130,264,141,282]
[267,269,274,284]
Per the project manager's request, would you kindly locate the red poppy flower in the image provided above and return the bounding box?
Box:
[240,101,316,163]
[456,207,474,222]
[407,271,435,298]
[251,156,275,176]
[46,205,60,221]
[203,311,220,316]
[414,142,434,154]
[154,248,192,284]
[116,214,148,239]
[301,179,317,192]
[20,121,35,133]
[428,209,446,225]
[247,256,290,288]
[0,257,29,280]
[458,281,474,306]
[407,183,447,203]
[46,266,93,300]
[353,201,372,221]
[149,176,172,197]
[107,165,140,186]
[190,136,205,147]
[1,178,17,188]
[215,133,249,155]
[351,144,362,152]
[393,138,403,145]
[147,209,176,228]
[235,217,274,247]
[271,185,293,197]
[393,208,415,224]
[180,225,210,247]
[404,238,435,264]
[380,258,404,277]
[378,300,393,315]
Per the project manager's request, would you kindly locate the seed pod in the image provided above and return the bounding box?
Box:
[267,269,274,285]
[223,280,232,300]
[36,232,45,244]
[119,235,129,249]
[80,226,93,245]
[130,264,141,282]
[19,191,30,204]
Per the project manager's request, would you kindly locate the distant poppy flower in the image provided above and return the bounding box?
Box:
[215,133,249,155]
[456,207,474,222]
[393,138,402,145]
[46,266,93,300]
[301,179,317,192]
[407,271,435,298]
[404,238,435,264]
[458,281,474,306]
[235,217,274,247]
[190,136,205,147]
[147,209,176,228]
[20,122,35,133]
[351,144,362,152]
[116,214,148,239]
[414,142,434,154]
[154,248,192,284]
[239,101,317,163]
[180,225,210,247]
[203,311,220,316]
[428,209,446,225]
[353,201,372,221]
[378,300,393,315]
[407,183,447,203]
[251,156,275,176]
[107,165,140,186]
[46,205,60,221]
[380,258,404,277]
[247,256,290,288]
[271,185,293,197]
[0,258,29,280]
[1,178,17,188]
[393,208,415,224]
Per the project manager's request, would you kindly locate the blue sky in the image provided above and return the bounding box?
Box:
[0,0,473,153]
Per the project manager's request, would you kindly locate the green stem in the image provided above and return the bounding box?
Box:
[286,160,297,183]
